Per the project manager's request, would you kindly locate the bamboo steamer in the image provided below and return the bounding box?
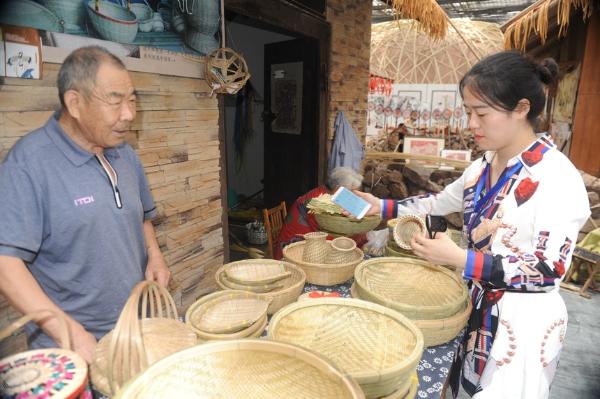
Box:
[269,298,423,398]
[114,339,365,398]
[91,281,198,396]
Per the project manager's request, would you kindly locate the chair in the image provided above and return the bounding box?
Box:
[262,201,287,259]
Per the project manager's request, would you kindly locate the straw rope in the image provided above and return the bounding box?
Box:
[268,298,423,398]
[503,0,594,50]
[391,0,449,40]
[371,19,503,84]
[114,340,365,398]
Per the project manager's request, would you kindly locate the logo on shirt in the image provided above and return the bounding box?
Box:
[74,195,95,206]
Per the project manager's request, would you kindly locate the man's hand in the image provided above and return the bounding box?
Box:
[411,232,467,269]
[145,247,170,288]
[70,324,97,364]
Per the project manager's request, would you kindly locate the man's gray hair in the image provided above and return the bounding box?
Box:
[326,167,363,190]
[57,46,126,108]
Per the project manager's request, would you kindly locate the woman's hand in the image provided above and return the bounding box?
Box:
[411,232,467,269]
[340,190,381,217]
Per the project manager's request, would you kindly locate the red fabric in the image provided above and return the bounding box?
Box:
[274,186,328,259]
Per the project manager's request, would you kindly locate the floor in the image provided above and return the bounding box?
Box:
[455,290,600,399]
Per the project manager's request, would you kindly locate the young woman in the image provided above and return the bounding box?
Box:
[356,51,590,398]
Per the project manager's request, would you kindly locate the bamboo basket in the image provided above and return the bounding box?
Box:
[0,310,90,399]
[351,283,470,347]
[39,0,86,30]
[269,298,423,398]
[114,339,365,398]
[86,0,138,44]
[379,372,418,399]
[220,274,285,293]
[302,231,330,263]
[315,213,382,235]
[215,261,306,315]
[283,240,363,286]
[354,257,468,320]
[326,237,358,264]
[385,244,419,259]
[185,290,269,335]
[91,281,198,396]
[224,259,291,285]
[393,215,426,250]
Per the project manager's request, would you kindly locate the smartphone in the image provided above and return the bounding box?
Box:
[331,187,372,220]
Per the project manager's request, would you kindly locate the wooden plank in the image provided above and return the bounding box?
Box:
[364,151,470,169]
[0,86,59,112]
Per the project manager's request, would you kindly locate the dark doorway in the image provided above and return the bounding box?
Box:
[263,38,319,208]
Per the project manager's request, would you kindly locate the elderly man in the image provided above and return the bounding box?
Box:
[0,46,169,363]
[274,167,365,259]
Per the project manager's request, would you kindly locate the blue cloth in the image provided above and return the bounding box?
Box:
[328,111,364,173]
[0,114,157,348]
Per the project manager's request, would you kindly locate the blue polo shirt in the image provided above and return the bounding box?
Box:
[0,114,157,348]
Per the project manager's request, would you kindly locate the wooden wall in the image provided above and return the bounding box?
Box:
[0,62,224,352]
[326,0,372,147]
[570,11,600,176]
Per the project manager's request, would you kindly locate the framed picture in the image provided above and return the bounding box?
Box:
[403,137,445,165]
[441,149,472,162]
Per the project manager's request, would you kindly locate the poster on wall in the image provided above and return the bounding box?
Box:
[271,62,303,135]
[3,26,42,79]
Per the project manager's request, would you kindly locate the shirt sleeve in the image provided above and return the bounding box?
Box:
[129,147,157,220]
[379,162,478,219]
[0,161,44,262]
[463,170,590,291]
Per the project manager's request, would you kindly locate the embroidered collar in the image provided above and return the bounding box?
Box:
[482,134,554,176]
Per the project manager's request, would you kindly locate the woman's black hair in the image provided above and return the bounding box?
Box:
[459,51,558,126]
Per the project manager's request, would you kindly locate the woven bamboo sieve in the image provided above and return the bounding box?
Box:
[220,274,285,293]
[215,261,306,315]
[393,215,426,250]
[114,339,365,398]
[354,257,468,320]
[351,283,470,347]
[269,298,423,398]
[385,244,419,259]
[326,237,358,264]
[315,213,382,235]
[91,281,197,396]
[186,290,270,335]
[224,260,291,285]
[0,310,90,399]
[302,231,330,263]
[283,240,363,285]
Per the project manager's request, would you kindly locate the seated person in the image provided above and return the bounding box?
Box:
[274,167,364,259]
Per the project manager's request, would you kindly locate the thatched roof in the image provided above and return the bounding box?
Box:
[370,19,504,84]
[503,0,595,50]
[389,0,449,40]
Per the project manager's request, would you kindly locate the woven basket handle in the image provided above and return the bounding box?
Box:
[107,280,179,395]
[0,309,70,351]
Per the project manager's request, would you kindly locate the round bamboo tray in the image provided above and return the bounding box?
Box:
[115,339,365,398]
[0,310,90,399]
[283,240,363,286]
[351,283,471,347]
[187,291,270,334]
[354,257,468,320]
[91,281,198,396]
[384,244,419,259]
[393,215,426,250]
[269,298,423,398]
[224,259,291,285]
[195,314,268,342]
[215,261,306,315]
[220,274,285,293]
[315,213,382,235]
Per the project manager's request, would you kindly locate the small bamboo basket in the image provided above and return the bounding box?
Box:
[393,215,426,250]
[268,298,423,398]
[114,339,365,398]
[0,310,90,399]
[354,257,468,320]
[351,283,471,347]
[326,237,358,264]
[315,213,382,235]
[90,281,198,396]
[215,261,306,315]
[283,240,363,286]
[224,260,291,285]
[302,231,330,263]
[185,290,270,336]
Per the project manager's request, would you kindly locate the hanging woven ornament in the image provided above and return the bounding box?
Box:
[205,0,251,94]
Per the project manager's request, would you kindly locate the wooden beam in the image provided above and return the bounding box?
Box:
[364,151,471,169]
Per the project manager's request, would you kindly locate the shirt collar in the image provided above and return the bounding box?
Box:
[482,134,554,175]
[44,112,121,166]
